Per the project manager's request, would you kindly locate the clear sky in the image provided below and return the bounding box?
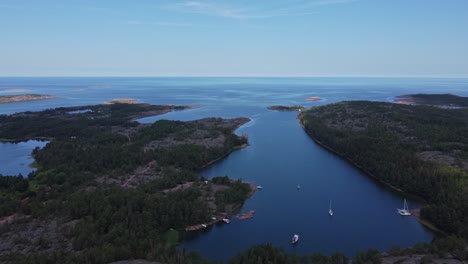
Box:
[1,0,468,77]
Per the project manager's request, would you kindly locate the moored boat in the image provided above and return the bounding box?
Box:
[292,234,299,244]
[397,199,411,216]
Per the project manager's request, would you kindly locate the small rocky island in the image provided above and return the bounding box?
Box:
[305,96,321,101]
[395,93,468,107]
[267,105,305,111]
[0,94,57,103]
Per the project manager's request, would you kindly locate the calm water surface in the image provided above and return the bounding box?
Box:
[2,77,468,261]
[0,140,48,176]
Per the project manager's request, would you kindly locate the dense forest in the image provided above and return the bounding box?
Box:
[299,101,468,259]
[0,104,251,263]
[396,93,468,107]
[229,240,468,264]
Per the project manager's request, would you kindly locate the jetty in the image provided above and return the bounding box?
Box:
[185,213,230,231]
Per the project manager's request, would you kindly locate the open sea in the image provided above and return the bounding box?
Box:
[2,77,468,261]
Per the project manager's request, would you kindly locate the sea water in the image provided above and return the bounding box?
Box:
[2,77,468,260]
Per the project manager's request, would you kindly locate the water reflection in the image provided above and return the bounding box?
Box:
[0,140,48,177]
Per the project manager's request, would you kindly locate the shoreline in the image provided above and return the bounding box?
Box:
[296,113,442,234]
[200,118,251,169]
[297,113,405,193]
[183,181,257,232]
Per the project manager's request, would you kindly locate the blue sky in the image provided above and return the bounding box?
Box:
[1,0,467,77]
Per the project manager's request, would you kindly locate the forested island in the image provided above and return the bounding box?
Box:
[395,93,468,107]
[299,101,468,261]
[0,94,57,103]
[267,105,305,111]
[0,103,254,263]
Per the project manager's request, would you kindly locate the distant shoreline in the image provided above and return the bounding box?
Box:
[394,93,468,108]
[0,94,57,103]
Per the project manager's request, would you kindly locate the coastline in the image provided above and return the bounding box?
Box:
[200,118,251,169]
[296,114,404,192]
[296,113,442,234]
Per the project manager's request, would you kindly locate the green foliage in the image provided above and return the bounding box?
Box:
[211,176,231,185]
[229,244,350,264]
[215,179,250,210]
[0,175,29,193]
[0,175,29,217]
[62,184,212,262]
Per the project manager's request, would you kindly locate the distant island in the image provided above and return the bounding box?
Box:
[267,105,305,111]
[104,98,139,104]
[395,93,468,107]
[0,94,57,103]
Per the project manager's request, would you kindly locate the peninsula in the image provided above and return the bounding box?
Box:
[0,94,57,103]
[0,103,254,263]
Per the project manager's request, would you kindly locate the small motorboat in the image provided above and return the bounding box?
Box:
[222,218,230,224]
[257,185,263,189]
[292,234,299,244]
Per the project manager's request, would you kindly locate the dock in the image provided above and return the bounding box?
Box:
[185,213,230,231]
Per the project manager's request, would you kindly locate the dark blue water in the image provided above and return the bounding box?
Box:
[2,77,468,261]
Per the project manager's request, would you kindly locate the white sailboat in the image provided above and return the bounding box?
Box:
[329,200,333,216]
[397,199,411,216]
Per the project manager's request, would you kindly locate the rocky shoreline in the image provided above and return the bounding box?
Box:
[0,94,57,103]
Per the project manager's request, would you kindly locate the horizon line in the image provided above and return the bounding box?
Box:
[1,75,468,79]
